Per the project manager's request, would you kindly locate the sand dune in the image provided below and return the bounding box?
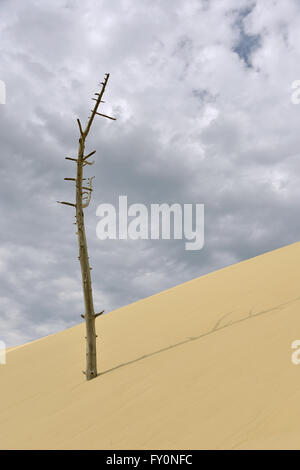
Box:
[1,241,300,449]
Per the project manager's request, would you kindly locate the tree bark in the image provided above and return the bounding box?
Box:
[76,135,97,380]
[74,73,112,380]
[58,74,114,380]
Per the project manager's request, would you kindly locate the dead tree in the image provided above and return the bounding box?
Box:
[58,73,116,380]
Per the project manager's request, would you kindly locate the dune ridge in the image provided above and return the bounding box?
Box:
[1,241,300,449]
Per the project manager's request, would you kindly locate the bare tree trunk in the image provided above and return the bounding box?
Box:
[58,73,116,380]
[76,136,97,380]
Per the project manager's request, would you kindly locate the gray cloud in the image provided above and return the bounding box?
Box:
[1,0,300,346]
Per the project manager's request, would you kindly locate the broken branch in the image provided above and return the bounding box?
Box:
[81,310,104,320]
[57,201,76,208]
[77,118,84,136]
[95,310,104,318]
[83,150,96,161]
[93,111,116,121]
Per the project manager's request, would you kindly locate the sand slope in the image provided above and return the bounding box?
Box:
[1,241,300,450]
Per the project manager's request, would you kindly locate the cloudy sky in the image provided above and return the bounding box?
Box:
[1,0,300,346]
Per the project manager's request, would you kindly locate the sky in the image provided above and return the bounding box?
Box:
[1,0,300,346]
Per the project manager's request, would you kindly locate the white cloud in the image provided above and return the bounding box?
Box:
[1,0,300,345]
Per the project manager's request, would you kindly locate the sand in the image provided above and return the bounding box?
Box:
[1,241,300,450]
